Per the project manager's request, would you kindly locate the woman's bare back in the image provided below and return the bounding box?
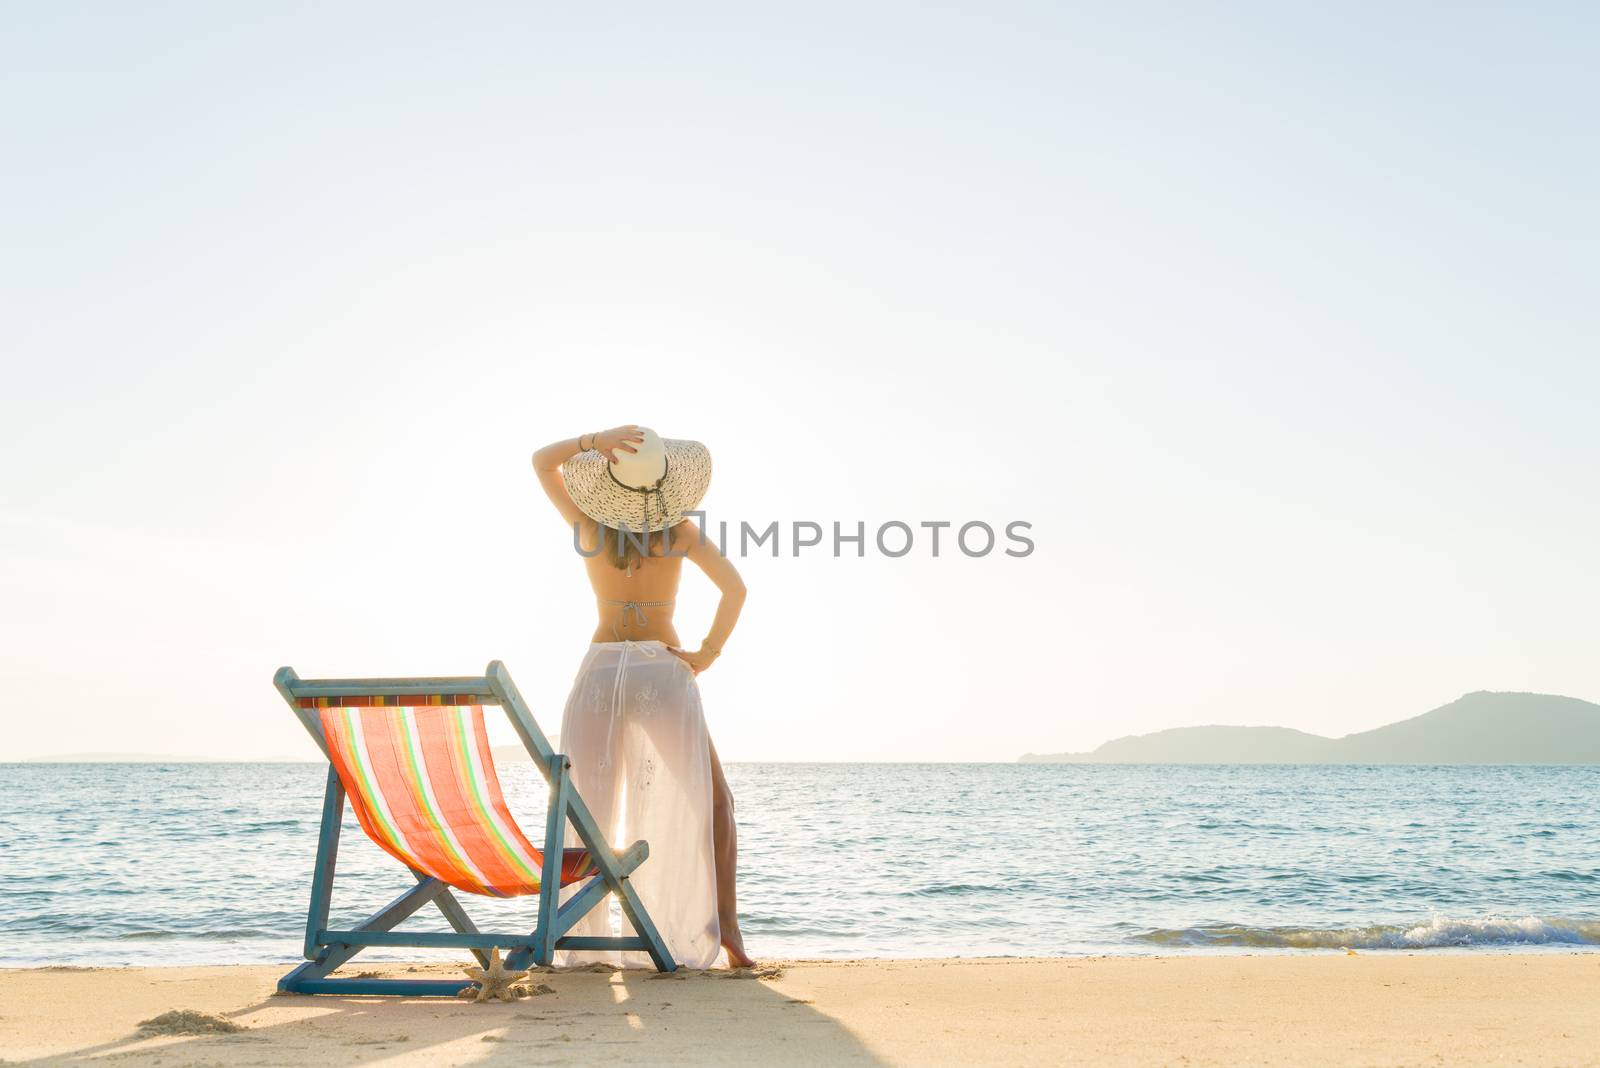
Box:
[581,520,692,645]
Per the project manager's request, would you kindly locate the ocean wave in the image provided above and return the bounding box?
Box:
[903,882,1018,897]
[1132,915,1600,949]
[110,929,287,942]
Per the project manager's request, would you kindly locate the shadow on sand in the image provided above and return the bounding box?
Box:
[14,962,885,1066]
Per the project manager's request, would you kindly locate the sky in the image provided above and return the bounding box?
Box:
[2,2,1596,762]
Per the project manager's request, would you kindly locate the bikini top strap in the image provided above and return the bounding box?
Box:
[602,598,675,634]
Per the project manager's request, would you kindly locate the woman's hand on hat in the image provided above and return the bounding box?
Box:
[667,644,719,676]
[593,425,645,464]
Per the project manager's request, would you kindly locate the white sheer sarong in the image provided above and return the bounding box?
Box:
[555,640,722,969]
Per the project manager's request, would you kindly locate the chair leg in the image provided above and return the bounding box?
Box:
[279,974,485,997]
[612,874,677,973]
[279,875,453,993]
[302,768,344,960]
[507,764,571,972]
[557,784,679,972]
[507,784,677,972]
[432,887,490,968]
[552,841,647,938]
[536,762,570,965]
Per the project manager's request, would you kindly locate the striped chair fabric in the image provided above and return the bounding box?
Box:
[307,698,595,897]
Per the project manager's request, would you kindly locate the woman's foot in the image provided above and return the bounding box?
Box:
[722,928,756,968]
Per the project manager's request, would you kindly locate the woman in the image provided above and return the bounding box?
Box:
[531,424,754,969]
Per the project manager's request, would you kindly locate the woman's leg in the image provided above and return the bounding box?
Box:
[708,736,754,966]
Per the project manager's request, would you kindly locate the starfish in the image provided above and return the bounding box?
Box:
[461,948,530,1003]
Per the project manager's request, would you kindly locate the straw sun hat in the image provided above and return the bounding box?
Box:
[562,427,712,535]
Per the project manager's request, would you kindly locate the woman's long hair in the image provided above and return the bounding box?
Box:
[601,524,666,571]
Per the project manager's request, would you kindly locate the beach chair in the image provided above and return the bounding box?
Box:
[273,659,676,996]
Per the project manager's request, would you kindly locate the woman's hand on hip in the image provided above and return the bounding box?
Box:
[668,645,719,675]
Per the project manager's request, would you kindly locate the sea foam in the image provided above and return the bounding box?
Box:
[1134,915,1600,949]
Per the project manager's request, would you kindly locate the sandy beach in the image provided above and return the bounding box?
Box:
[2,954,1596,1066]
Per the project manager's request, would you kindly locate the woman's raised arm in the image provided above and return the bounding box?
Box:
[531,426,644,526]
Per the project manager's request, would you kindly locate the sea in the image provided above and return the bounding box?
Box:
[2,763,1597,967]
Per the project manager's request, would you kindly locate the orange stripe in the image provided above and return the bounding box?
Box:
[323,713,421,876]
[396,708,496,894]
[472,712,547,864]
[422,708,522,895]
[363,709,485,892]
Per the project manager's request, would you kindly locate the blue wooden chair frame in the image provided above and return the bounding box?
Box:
[273,659,677,996]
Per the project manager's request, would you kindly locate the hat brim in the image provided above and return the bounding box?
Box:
[562,439,711,534]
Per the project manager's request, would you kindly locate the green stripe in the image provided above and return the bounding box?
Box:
[453,709,542,884]
[339,709,408,854]
[396,711,480,885]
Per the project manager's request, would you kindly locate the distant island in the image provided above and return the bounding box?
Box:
[1020,691,1600,764]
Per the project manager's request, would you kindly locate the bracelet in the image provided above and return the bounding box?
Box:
[701,643,722,657]
[580,432,593,452]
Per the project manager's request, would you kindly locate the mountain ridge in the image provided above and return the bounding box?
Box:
[1019,691,1600,764]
